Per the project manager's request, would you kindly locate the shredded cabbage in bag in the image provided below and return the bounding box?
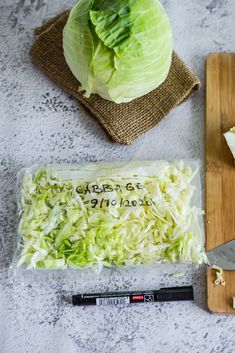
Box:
[17,161,206,269]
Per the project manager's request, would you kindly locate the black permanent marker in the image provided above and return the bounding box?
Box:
[72,286,194,306]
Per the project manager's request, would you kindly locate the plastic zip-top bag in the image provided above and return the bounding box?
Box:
[12,160,207,272]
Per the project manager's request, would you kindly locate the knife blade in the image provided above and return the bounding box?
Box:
[207,239,235,270]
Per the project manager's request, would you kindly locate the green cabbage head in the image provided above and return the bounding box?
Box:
[63,0,173,103]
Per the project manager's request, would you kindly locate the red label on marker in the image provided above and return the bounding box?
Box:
[132,295,144,301]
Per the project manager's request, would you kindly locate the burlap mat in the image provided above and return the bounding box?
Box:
[30,11,200,145]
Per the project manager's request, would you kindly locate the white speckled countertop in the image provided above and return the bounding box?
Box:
[1,1,235,352]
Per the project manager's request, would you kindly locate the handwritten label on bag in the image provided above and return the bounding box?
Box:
[75,182,153,209]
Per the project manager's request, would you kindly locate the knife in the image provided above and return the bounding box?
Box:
[207,239,235,270]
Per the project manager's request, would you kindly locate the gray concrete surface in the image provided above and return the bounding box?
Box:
[1,0,235,352]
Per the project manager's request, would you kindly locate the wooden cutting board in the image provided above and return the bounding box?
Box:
[206,53,235,314]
